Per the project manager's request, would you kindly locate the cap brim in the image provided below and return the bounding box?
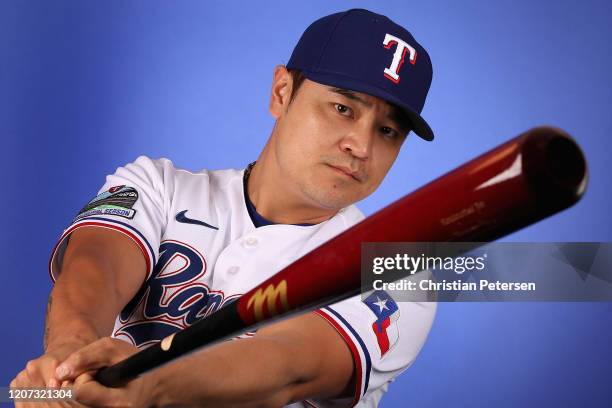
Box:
[300,70,434,141]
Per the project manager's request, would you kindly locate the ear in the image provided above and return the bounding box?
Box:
[269,65,293,119]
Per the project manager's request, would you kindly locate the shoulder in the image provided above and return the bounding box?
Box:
[117,156,245,193]
[123,156,241,179]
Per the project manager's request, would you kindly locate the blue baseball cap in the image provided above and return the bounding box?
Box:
[287,8,434,141]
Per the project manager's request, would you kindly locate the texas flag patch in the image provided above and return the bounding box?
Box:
[363,290,400,358]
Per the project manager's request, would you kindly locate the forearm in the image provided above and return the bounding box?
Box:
[45,253,133,350]
[45,227,147,351]
[56,314,352,407]
[150,336,311,408]
[12,248,135,391]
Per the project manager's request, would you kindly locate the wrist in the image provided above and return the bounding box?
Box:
[148,368,167,407]
[45,334,96,353]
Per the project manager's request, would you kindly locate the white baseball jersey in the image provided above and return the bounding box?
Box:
[49,156,436,407]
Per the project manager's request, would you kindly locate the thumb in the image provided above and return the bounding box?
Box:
[56,337,119,381]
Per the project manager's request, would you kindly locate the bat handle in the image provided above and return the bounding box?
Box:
[95,364,128,388]
[95,301,245,387]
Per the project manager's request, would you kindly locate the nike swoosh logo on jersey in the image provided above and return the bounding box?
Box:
[175,210,219,230]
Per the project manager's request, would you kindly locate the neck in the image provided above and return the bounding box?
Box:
[247,147,339,225]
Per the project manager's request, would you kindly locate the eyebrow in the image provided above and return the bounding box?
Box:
[330,88,373,108]
[330,87,412,134]
[389,106,413,135]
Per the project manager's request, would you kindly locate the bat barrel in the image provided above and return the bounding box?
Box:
[402,126,588,242]
[522,127,588,210]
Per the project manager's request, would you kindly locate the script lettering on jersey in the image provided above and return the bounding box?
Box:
[115,240,225,347]
[382,33,417,84]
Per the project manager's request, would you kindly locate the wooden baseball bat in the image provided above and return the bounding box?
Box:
[96,126,587,386]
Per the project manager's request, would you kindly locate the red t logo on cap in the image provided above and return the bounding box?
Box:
[383,33,417,84]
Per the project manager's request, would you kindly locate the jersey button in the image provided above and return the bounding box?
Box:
[243,236,259,248]
[227,266,240,275]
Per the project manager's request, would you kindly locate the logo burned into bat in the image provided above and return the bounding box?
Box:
[246,280,290,321]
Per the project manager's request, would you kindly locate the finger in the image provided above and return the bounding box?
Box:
[11,373,56,408]
[11,372,25,408]
[63,386,85,408]
[73,378,124,408]
[71,373,94,400]
[14,369,30,387]
[48,377,60,389]
[24,360,46,387]
[65,381,84,408]
[56,338,118,381]
[64,388,83,408]
[24,355,64,388]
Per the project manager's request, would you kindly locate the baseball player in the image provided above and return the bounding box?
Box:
[12,9,436,407]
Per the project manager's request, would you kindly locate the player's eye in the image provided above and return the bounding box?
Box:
[380,126,400,140]
[334,103,353,117]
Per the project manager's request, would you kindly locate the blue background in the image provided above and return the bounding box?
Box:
[1,0,611,406]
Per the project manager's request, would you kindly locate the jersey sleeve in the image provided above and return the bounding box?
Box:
[49,156,172,282]
[311,292,436,407]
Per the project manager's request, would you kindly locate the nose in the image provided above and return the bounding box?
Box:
[339,126,373,160]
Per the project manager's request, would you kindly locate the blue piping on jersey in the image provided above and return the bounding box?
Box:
[324,306,372,394]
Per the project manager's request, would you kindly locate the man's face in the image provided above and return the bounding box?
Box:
[269,68,409,211]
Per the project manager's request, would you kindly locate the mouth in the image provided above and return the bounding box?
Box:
[326,164,362,182]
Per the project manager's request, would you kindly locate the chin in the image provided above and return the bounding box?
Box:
[310,188,361,210]
[299,176,363,209]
